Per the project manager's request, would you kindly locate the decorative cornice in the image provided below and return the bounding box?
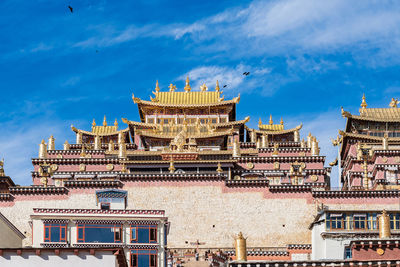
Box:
[63,180,123,188]
[40,242,69,248]
[33,208,165,216]
[286,244,312,250]
[312,190,400,198]
[42,219,70,223]
[32,158,121,164]
[9,186,68,195]
[0,193,13,201]
[225,180,269,187]
[120,172,227,181]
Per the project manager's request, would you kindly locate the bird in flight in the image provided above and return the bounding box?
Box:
[243,72,250,76]
[223,85,227,88]
[68,6,73,13]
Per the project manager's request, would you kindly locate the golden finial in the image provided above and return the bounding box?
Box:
[280,117,283,125]
[361,93,367,109]
[114,118,118,127]
[184,76,191,92]
[0,158,4,176]
[258,118,262,126]
[92,119,96,127]
[200,83,208,92]
[390,98,399,108]
[269,115,273,125]
[103,115,107,126]
[168,83,176,92]
[155,80,160,92]
[216,162,223,173]
[215,80,220,92]
[169,160,175,173]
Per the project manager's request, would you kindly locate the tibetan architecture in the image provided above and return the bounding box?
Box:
[2,80,400,266]
[338,95,400,190]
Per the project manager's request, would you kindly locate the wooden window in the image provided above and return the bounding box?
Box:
[131,227,137,242]
[44,223,67,243]
[353,214,367,229]
[150,227,157,242]
[390,213,400,230]
[76,224,122,243]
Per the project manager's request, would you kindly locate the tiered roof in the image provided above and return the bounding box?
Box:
[71,116,129,137]
[133,79,240,108]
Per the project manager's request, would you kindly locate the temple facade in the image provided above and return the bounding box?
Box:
[1,81,400,265]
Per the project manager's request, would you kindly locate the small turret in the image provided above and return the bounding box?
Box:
[118,143,126,159]
[307,133,312,148]
[39,139,47,159]
[108,140,114,152]
[234,232,247,261]
[379,209,391,238]
[233,138,241,157]
[48,135,55,150]
[63,140,70,150]
[383,133,388,150]
[94,135,101,150]
[261,134,268,148]
[294,129,300,143]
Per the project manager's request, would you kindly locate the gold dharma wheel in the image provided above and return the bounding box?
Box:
[106,164,114,171]
[246,162,254,169]
[376,248,385,255]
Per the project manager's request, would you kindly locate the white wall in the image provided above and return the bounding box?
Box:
[0,251,117,267]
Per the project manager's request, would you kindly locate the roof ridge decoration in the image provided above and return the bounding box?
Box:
[258,115,285,131]
[133,80,240,107]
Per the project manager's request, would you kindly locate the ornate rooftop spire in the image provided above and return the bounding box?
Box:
[280,117,284,125]
[114,118,118,127]
[360,93,367,111]
[155,80,160,92]
[184,76,191,92]
[258,118,262,125]
[269,115,273,125]
[103,115,107,126]
[169,83,176,92]
[92,119,96,127]
[200,83,208,92]
[215,80,220,92]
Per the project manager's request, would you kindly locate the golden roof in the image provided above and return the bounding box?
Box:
[258,115,284,131]
[72,117,129,136]
[132,79,240,107]
[122,117,250,128]
[342,96,400,122]
[248,124,302,135]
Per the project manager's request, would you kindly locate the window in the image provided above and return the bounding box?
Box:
[150,228,157,242]
[130,225,157,243]
[44,223,67,243]
[390,213,400,230]
[345,247,352,259]
[77,224,122,243]
[101,203,110,210]
[367,213,377,230]
[131,227,137,242]
[131,250,157,267]
[330,214,343,229]
[353,214,366,229]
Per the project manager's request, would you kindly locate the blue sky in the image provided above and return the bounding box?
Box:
[1,0,400,185]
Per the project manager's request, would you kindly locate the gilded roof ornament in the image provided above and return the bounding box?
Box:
[169,83,177,92]
[215,80,220,92]
[184,77,191,92]
[92,119,96,127]
[155,80,160,92]
[390,98,399,108]
[280,117,284,126]
[269,115,273,125]
[360,93,367,114]
[0,158,4,176]
[258,118,262,126]
[103,115,107,126]
[114,118,118,127]
[200,83,208,92]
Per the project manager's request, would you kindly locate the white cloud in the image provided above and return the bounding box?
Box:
[0,120,72,185]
